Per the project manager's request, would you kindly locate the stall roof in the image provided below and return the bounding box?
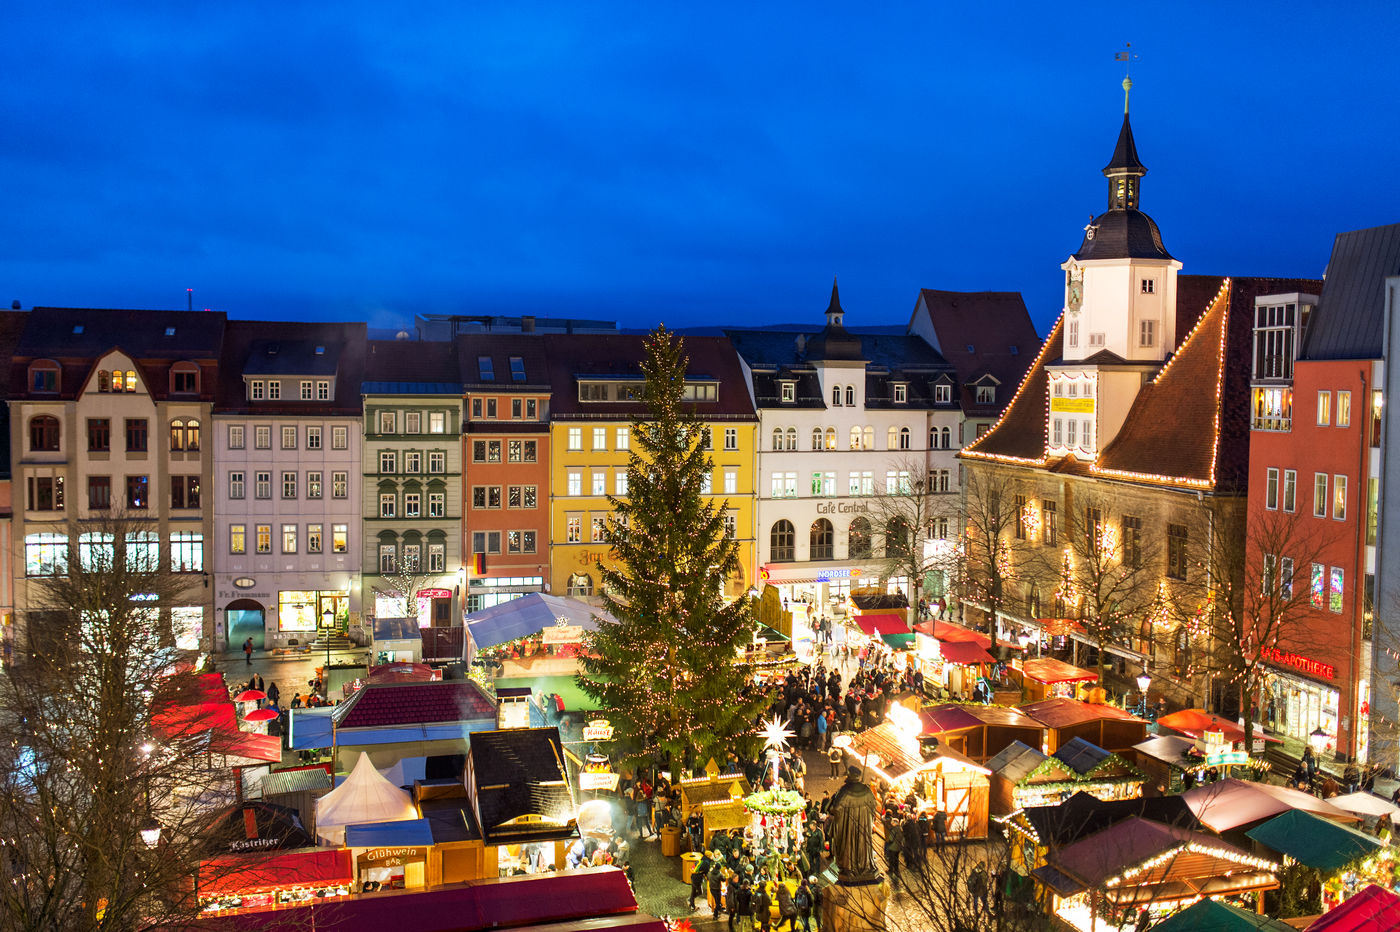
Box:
[938,640,996,665]
[1245,808,1384,873]
[987,740,1048,782]
[1019,697,1146,729]
[201,801,313,855]
[332,680,496,730]
[1020,657,1097,685]
[1052,737,1142,780]
[465,592,615,651]
[852,613,908,637]
[1305,883,1400,931]
[315,753,418,845]
[1182,778,1360,832]
[913,620,992,649]
[210,730,282,764]
[1132,734,1201,769]
[1046,816,1274,892]
[1329,791,1400,823]
[261,766,332,796]
[1148,897,1295,932]
[1021,792,1202,849]
[466,727,577,845]
[198,847,352,897]
[288,707,335,750]
[345,817,435,848]
[679,774,752,807]
[921,703,1041,735]
[1155,708,1282,745]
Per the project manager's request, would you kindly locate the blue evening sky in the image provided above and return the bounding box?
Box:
[2,2,1396,336]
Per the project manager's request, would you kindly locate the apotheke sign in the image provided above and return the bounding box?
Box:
[1261,646,1335,680]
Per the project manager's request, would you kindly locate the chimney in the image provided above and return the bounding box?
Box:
[521,315,536,333]
[795,334,807,354]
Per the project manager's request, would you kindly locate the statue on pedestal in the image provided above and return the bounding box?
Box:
[827,766,881,884]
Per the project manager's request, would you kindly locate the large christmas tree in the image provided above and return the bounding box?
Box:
[577,327,763,772]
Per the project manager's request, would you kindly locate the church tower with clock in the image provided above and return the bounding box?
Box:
[1049,78,1184,460]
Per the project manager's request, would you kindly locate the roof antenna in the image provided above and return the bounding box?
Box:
[187,288,193,313]
[1115,43,1138,114]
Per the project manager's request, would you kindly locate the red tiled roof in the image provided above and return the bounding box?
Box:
[961,315,1063,463]
[911,289,1042,416]
[332,681,496,730]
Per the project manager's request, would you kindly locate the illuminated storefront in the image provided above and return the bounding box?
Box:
[1261,649,1340,754]
[278,589,349,632]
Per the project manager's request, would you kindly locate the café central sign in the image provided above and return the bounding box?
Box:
[815,501,871,515]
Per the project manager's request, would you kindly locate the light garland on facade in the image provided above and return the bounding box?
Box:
[1104,840,1278,888]
[961,313,1065,465]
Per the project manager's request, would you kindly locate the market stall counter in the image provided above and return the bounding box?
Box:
[197,848,353,915]
[1012,657,1097,703]
[1245,808,1393,913]
[678,771,753,847]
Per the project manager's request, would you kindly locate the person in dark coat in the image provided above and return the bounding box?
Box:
[689,852,711,910]
[776,881,798,932]
[708,862,727,919]
[932,808,948,847]
[725,873,745,932]
[901,812,922,867]
[883,829,901,890]
[794,878,815,932]
[752,882,772,932]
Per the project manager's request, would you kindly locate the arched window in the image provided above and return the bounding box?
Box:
[885,517,910,558]
[824,427,837,450]
[772,427,784,450]
[899,427,911,450]
[567,573,594,597]
[845,386,855,406]
[1173,627,1191,677]
[770,520,796,562]
[941,426,952,449]
[848,517,872,559]
[811,428,823,451]
[785,427,797,451]
[832,385,842,406]
[810,518,834,561]
[930,427,939,449]
[112,370,125,392]
[98,370,111,393]
[125,370,137,392]
[29,416,59,452]
[185,419,200,451]
[887,426,898,449]
[170,419,186,451]
[862,426,874,450]
[850,426,862,450]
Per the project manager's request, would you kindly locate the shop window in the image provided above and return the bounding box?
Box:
[810,519,834,561]
[567,573,594,597]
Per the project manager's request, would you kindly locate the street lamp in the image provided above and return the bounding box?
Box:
[322,608,334,694]
[140,817,162,848]
[1134,669,1152,718]
[1308,726,1330,754]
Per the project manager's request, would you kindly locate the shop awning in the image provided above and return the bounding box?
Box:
[1020,657,1097,685]
[1329,791,1400,823]
[1305,884,1400,931]
[1246,808,1383,873]
[1182,777,1359,832]
[852,613,908,637]
[210,731,282,764]
[881,632,915,648]
[345,817,434,848]
[152,700,239,740]
[938,640,996,665]
[1155,708,1282,745]
[913,620,992,649]
[465,592,615,651]
[198,847,352,897]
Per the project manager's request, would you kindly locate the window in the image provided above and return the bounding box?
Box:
[1014,495,1027,539]
[332,471,348,498]
[84,418,110,452]
[486,399,497,419]
[255,425,271,449]
[771,472,797,498]
[404,492,420,517]
[332,426,348,449]
[472,397,484,419]
[845,386,855,406]
[567,427,582,451]
[825,427,837,450]
[230,524,246,554]
[591,471,606,496]
[281,426,297,450]
[249,379,265,400]
[832,385,842,406]
[307,524,323,553]
[508,440,538,463]
[615,472,629,496]
[810,519,834,560]
[472,486,502,509]
[566,517,581,543]
[255,471,271,499]
[591,517,607,542]
[812,427,823,451]
[332,524,348,553]
[78,532,114,571]
[724,427,738,451]
[935,383,951,404]
[1283,469,1297,512]
[281,524,297,553]
[405,412,421,433]
[300,380,313,401]
[1122,516,1142,568]
[25,533,68,576]
[780,382,795,403]
[849,426,862,450]
[1317,391,1331,426]
[1068,320,1079,347]
[428,451,445,473]
[429,411,446,433]
[568,471,582,496]
[478,356,495,380]
[428,543,447,570]
[885,517,910,558]
[266,381,281,400]
[1167,524,1188,580]
[930,469,950,492]
[1314,473,1328,517]
[976,385,995,405]
[404,451,421,473]
[1043,501,1058,546]
[1369,477,1380,545]
[121,418,147,452]
[1265,467,1279,510]
[126,475,149,510]
[1330,567,1344,613]
[379,545,396,573]
[1141,278,1155,294]
[1139,320,1155,347]
[1333,475,1347,520]
[428,491,445,516]
[282,472,297,499]
[509,356,526,381]
[1281,557,1294,598]
[229,471,245,499]
[898,427,911,450]
[593,427,607,450]
[932,517,950,540]
[27,475,64,511]
[229,424,245,449]
[723,514,737,539]
[307,426,322,450]
[512,398,523,419]
[380,450,397,473]
[862,426,874,450]
[379,411,396,434]
[1066,420,1077,447]
[1088,332,1106,347]
[379,493,395,518]
[771,520,795,561]
[317,380,330,400]
[170,476,200,509]
[402,543,421,571]
[724,468,737,494]
[1337,391,1351,428]
[893,384,907,403]
[88,475,110,510]
[526,399,538,419]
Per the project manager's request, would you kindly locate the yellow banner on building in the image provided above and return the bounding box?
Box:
[1050,397,1095,414]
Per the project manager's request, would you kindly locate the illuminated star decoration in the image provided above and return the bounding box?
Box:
[761,716,794,753]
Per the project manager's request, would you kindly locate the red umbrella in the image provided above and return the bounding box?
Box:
[233,689,266,703]
[243,708,278,722]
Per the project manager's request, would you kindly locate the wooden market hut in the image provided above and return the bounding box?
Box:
[1050,737,1146,801]
[677,773,752,846]
[1011,657,1098,703]
[846,722,990,840]
[1005,791,1203,878]
[1018,697,1149,754]
[987,741,1077,815]
[918,703,1044,763]
[1030,816,1280,927]
[1132,735,1212,796]
[464,727,579,877]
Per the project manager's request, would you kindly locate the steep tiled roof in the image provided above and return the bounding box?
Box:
[332,681,495,730]
[467,727,576,844]
[363,339,461,388]
[213,319,366,416]
[910,289,1041,417]
[961,315,1063,464]
[456,334,552,390]
[1302,222,1400,360]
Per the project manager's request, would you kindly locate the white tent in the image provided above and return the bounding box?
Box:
[1330,790,1400,824]
[314,752,418,845]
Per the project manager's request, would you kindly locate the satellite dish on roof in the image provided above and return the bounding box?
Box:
[395,330,411,340]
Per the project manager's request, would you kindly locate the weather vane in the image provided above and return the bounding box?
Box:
[1115,42,1139,113]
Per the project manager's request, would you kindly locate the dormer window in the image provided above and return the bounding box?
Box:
[170,364,199,394]
[164,326,176,336]
[509,357,526,381]
[72,325,84,335]
[976,385,995,405]
[249,379,265,400]
[30,361,59,393]
[780,382,796,403]
[314,345,325,355]
[478,356,495,381]
[681,382,717,402]
[966,344,975,353]
[893,383,907,404]
[934,384,951,404]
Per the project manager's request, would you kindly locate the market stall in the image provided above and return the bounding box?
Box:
[851,612,913,649]
[372,617,423,665]
[1148,897,1295,932]
[196,848,354,915]
[1155,708,1283,749]
[1050,737,1145,801]
[1246,808,1394,913]
[919,703,1045,763]
[315,753,419,846]
[1012,657,1098,702]
[677,772,752,846]
[1004,792,1204,878]
[1305,883,1400,930]
[345,818,434,890]
[1132,733,1269,796]
[912,625,997,701]
[986,741,1078,814]
[1018,697,1148,754]
[1329,791,1400,826]
[1181,778,1361,835]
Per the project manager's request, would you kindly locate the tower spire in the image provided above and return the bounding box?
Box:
[1103,72,1146,211]
[826,276,844,327]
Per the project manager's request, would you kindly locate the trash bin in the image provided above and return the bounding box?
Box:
[660,824,682,857]
[681,850,701,883]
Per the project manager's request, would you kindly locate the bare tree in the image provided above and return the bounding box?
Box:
[0,515,245,932]
[958,466,1027,640]
[372,555,439,623]
[868,459,962,621]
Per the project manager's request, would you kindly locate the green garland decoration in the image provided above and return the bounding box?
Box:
[744,789,806,816]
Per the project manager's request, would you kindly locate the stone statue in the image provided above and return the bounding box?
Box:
[827,766,880,883]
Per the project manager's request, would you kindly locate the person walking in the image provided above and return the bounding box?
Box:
[243,636,253,665]
[776,879,798,932]
[968,861,989,914]
[815,710,828,751]
[827,744,842,778]
[752,880,772,932]
[932,808,948,847]
[689,851,711,911]
[266,681,280,709]
[794,878,815,932]
[708,860,727,920]
[883,827,902,891]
